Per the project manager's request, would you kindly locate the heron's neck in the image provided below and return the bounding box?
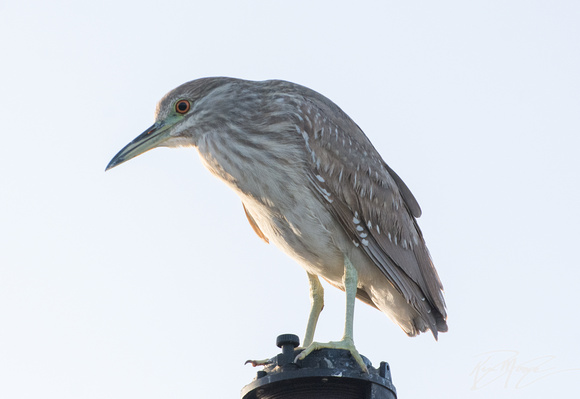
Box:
[195,126,306,204]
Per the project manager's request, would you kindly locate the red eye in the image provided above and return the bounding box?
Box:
[175,100,190,114]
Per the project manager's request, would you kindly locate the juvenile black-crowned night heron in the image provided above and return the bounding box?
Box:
[106,77,447,372]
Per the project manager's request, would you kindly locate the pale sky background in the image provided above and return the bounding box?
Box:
[1,1,579,398]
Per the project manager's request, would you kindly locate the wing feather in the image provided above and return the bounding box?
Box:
[243,202,269,244]
[296,96,446,333]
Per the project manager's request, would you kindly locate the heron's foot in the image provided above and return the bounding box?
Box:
[295,337,368,373]
[244,358,273,367]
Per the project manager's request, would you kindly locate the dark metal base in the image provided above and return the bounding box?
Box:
[241,334,397,399]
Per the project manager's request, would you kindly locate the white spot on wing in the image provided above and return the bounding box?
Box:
[361,239,369,246]
[316,175,325,183]
[309,175,333,203]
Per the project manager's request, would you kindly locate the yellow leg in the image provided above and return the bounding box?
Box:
[303,272,324,347]
[296,256,368,372]
[342,256,357,342]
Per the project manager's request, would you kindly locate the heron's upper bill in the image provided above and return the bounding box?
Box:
[105,120,172,171]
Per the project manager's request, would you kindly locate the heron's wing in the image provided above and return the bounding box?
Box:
[383,162,422,218]
[298,99,446,333]
[243,202,269,244]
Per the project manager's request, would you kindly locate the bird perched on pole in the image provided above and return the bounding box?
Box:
[106,77,447,372]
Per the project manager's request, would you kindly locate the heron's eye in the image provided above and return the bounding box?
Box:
[175,100,191,114]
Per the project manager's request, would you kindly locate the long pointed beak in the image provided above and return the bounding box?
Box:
[106,120,171,171]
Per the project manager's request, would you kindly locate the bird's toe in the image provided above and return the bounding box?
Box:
[245,358,273,367]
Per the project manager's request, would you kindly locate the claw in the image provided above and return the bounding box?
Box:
[244,358,272,367]
[295,337,368,373]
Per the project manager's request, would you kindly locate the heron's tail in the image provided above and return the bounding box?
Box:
[407,305,448,340]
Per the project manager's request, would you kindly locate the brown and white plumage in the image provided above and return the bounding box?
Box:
[107,77,447,369]
[303,91,446,332]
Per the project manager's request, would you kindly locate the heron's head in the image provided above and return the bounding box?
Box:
[106,77,240,171]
